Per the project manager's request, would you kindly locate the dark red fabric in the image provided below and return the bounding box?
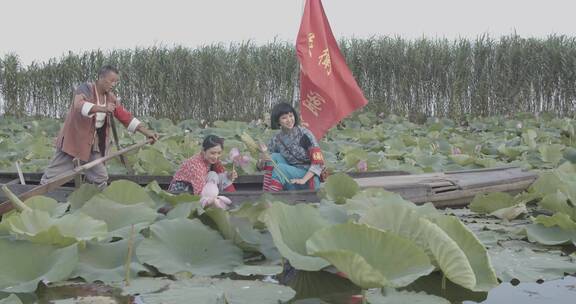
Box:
[296,0,368,139]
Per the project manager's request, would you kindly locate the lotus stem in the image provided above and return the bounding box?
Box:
[361,289,367,304]
[1,185,31,212]
[268,158,292,185]
[124,224,136,286]
[441,273,447,290]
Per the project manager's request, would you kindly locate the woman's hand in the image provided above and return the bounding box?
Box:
[228,169,238,181]
[260,152,272,162]
[290,178,307,185]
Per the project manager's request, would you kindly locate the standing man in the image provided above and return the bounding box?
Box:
[40,65,159,188]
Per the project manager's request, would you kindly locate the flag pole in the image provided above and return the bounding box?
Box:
[293,0,307,108]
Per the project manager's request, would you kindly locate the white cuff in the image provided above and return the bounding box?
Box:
[81,102,95,117]
[127,118,141,133]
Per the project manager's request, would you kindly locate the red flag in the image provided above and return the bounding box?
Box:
[296,0,368,139]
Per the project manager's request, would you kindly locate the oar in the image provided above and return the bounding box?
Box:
[0,139,152,215]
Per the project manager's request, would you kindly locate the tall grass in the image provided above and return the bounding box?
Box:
[1,35,575,121]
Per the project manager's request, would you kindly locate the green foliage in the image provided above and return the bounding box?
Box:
[3,35,576,120]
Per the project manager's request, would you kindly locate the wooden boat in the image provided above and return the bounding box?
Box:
[0,166,538,210]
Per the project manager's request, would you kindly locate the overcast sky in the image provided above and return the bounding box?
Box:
[1,0,575,65]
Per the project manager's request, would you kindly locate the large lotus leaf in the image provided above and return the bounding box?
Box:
[317,200,350,224]
[0,239,78,293]
[521,129,538,149]
[344,189,413,218]
[68,184,101,211]
[306,223,434,288]
[448,154,475,166]
[528,172,562,196]
[359,204,477,290]
[564,147,576,163]
[196,278,295,304]
[136,218,243,276]
[358,203,427,248]
[138,277,295,304]
[322,173,360,204]
[261,202,330,271]
[5,210,107,246]
[23,196,67,217]
[366,288,450,304]
[72,237,146,284]
[145,182,200,209]
[488,247,576,282]
[78,195,157,238]
[409,150,446,172]
[539,144,564,165]
[101,180,156,207]
[138,286,224,303]
[525,224,576,246]
[136,148,175,175]
[497,144,524,160]
[343,148,368,168]
[0,294,23,304]
[556,163,576,182]
[233,264,283,276]
[117,278,173,296]
[469,192,515,214]
[165,202,197,220]
[430,215,499,291]
[203,208,264,253]
[283,270,359,301]
[538,192,576,221]
[534,213,576,230]
[231,200,269,228]
[474,157,502,168]
[401,271,489,304]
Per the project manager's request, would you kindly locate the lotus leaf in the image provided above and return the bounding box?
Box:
[526,223,576,246]
[469,192,515,214]
[136,218,243,276]
[261,202,330,271]
[430,215,499,291]
[366,288,450,304]
[118,278,173,296]
[233,265,283,276]
[72,237,146,283]
[0,239,78,293]
[359,204,478,290]
[138,278,295,304]
[203,207,262,252]
[539,144,564,165]
[539,192,576,221]
[101,180,156,207]
[322,173,360,204]
[23,196,67,216]
[306,223,434,288]
[488,247,576,282]
[5,209,107,246]
[0,294,23,304]
[68,184,101,210]
[138,148,174,175]
[165,202,197,219]
[79,194,157,236]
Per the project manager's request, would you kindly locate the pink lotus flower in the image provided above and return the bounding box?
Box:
[199,181,232,209]
[357,160,368,172]
[229,147,252,167]
[451,147,462,155]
